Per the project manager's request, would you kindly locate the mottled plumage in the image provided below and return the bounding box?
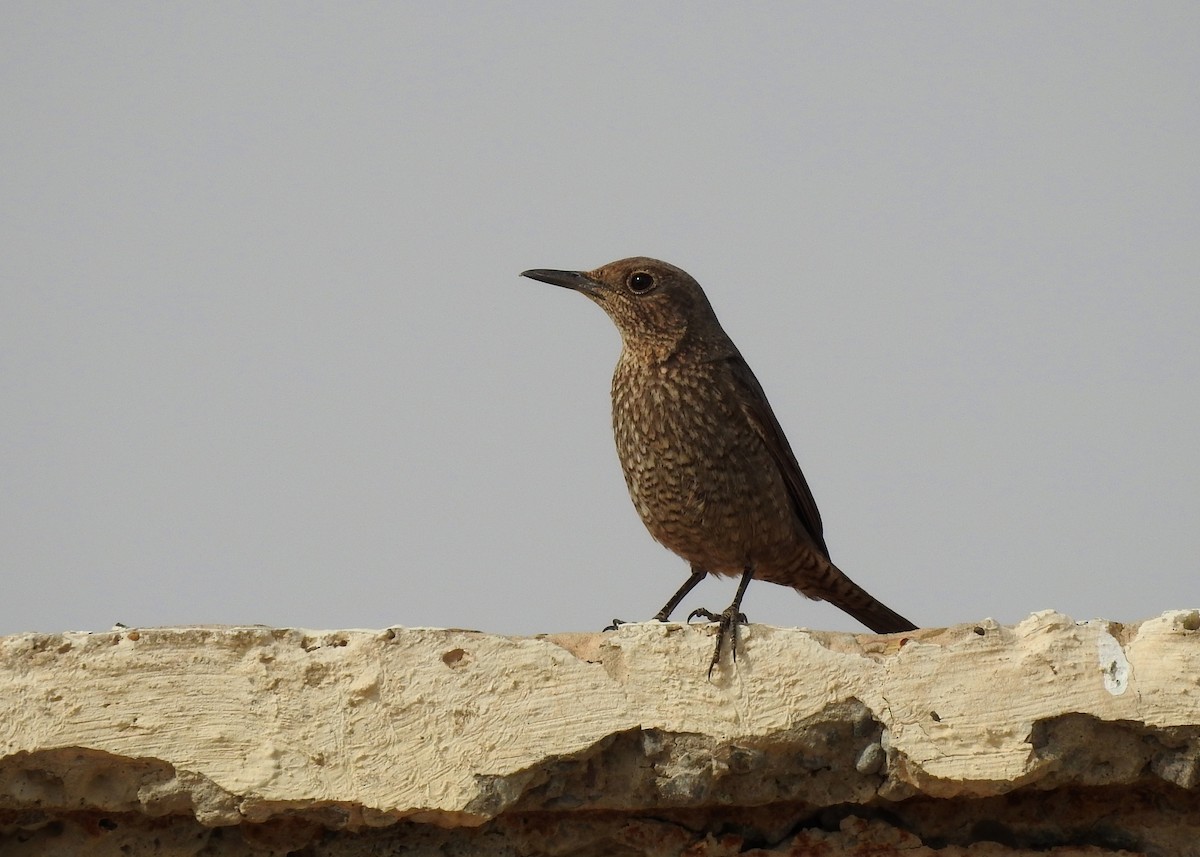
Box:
[522,257,916,671]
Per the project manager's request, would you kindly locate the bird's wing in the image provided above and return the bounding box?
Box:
[725,354,831,560]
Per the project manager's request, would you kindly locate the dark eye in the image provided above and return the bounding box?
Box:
[628,271,656,294]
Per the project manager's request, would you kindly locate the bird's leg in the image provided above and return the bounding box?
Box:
[688,565,754,677]
[652,566,708,621]
[605,566,708,631]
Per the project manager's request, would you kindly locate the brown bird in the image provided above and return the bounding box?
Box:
[522,258,916,673]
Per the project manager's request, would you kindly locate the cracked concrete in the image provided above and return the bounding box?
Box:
[1,610,1199,854]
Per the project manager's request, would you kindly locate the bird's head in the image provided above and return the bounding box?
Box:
[521,257,727,358]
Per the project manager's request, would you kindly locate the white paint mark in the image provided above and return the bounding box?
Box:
[1096,630,1130,696]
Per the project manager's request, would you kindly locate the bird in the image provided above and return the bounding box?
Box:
[521,258,916,674]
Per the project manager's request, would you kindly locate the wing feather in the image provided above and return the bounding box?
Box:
[725,355,831,560]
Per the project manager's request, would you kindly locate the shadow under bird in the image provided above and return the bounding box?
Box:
[521,257,917,674]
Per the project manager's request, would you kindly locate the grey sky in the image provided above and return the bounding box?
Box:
[2,3,1197,637]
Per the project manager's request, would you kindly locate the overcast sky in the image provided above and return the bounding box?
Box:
[2,3,1197,638]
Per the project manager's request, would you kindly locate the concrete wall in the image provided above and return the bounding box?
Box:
[2,611,1199,855]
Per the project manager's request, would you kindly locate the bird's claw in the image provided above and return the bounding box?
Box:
[687,607,747,625]
[686,607,750,678]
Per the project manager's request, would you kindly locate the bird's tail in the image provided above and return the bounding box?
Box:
[802,561,917,634]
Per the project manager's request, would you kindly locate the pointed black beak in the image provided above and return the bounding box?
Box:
[520,268,602,295]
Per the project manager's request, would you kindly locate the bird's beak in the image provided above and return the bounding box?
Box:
[520,268,602,295]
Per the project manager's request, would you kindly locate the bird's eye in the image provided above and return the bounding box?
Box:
[628,272,656,294]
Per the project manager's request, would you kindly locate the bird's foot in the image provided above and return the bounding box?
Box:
[686,607,748,625]
[687,607,750,677]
